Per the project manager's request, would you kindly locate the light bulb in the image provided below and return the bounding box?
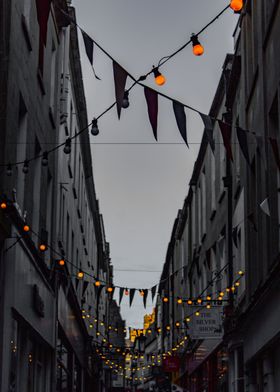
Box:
[39,244,47,252]
[63,138,71,154]
[23,225,30,232]
[153,67,166,86]
[191,34,204,56]
[1,202,7,209]
[95,281,101,287]
[6,164,12,177]
[58,259,65,266]
[42,152,48,166]
[77,271,84,279]
[122,91,130,108]
[91,118,99,136]
[22,160,29,174]
[230,0,243,11]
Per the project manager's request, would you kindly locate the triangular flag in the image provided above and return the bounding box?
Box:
[172,100,189,147]
[200,113,215,152]
[144,87,158,141]
[218,236,224,257]
[82,280,89,297]
[218,120,233,161]
[232,226,238,248]
[113,61,128,119]
[248,212,258,232]
[236,127,250,165]
[129,289,136,307]
[256,135,267,170]
[36,0,51,46]
[119,287,124,305]
[260,198,271,216]
[269,138,280,171]
[143,289,148,308]
[206,248,211,269]
[151,285,157,302]
[95,284,105,303]
[82,31,94,65]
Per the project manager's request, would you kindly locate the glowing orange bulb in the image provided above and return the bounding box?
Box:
[95,281,101,287]
[166,325,171,331]
[206,304,211,309]
[163,297,169,303]
[23,225,30,232]
[140,290,145,297]
[39,244,46,252]
[153,67,166,86]
[187,299,193,305]
[186,317,191,322]
[195,311,200,316]
[175,322,180,328]
[124,289,129,295]
[197,298,202,304]
[0,202,7,209]
[58,259,65,266]
[235,281,240,287]
[230,0,243,11]
[177,298,183,304]
[193,44,204,56]
[191,34,204,56]
[206,295,211,301]
[77,271,84,279]
[107,287,113,293]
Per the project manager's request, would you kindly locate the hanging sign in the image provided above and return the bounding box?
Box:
[188,307,223,339]
[163,356,180,373]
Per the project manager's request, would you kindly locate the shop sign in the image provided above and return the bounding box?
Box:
[163,356,180,373]
[188,307,223,339]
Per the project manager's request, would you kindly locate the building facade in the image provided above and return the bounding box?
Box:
[0,1,122,391]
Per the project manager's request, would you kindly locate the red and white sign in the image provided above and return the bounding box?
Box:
[163,356,180,372]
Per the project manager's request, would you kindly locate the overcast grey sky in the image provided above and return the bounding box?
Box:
[72,0,238,329]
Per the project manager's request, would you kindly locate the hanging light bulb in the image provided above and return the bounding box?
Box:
[163,296,169,303]
[139,290,145,297]
[153,67,166,86]
[95,280,101,287]
[77,271,84,279]
[122,90,130,109]
[63,138,71,154]
[22,160,29,174]
[6,163,12,177]
[58,259,65,266]
[91,118,99,136]
[177,298,183,305]
[230,0,243,11]
[41,152,48,166]
[191,34,204,56]
[1,202,7,209]
[124,288,129,296]
[107,287,113,293]
[39,243,47,252]
[23,224,30,232]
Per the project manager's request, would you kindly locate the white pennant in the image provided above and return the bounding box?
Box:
[260,198,270,216]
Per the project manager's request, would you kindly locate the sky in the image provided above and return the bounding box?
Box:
[72,0,238,329]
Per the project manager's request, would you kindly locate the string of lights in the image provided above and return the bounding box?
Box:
[0,2,244,171]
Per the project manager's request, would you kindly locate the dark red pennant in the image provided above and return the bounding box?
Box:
[144,87,158,141]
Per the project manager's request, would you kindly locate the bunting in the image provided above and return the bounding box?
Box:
[144,87,158,141]
[232,226,238,248]
[82,280,89,297]
[248,213,258,232]
[200,113,215,152]
[260,198,270,216]
[36,0,52,45]
[236,127,250,165]
[82,31,94,65]
[269,138,280,171]
[113,61,128,119]
[151,285,157,302]
[172,100,189,147]
[143,289,148,308]
[129,289,136,307]
[218,120,233,161]
[119,287,124,305]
